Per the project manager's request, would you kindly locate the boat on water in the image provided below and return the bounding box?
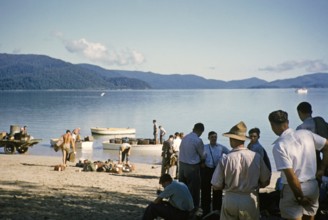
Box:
[90,127,136,135]
[50,138,94,150]
[75,141,93,150]
[102,141,162,151]
[296,88,308,94]
[102,137,162,151]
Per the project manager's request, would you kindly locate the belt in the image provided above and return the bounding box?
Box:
[300,179,316,183]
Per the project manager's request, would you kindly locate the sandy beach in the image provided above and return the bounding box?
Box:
[0,154,279,220]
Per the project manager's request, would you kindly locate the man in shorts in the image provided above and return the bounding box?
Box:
[61,130,76,167]
[268,110,328,220]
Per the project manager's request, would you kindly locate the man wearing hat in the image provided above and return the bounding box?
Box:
[211,121,271,220]
[269,110,328,220]
[142,174,194,220]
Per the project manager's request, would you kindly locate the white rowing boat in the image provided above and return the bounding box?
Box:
[90,127,136,135]
[75,141,93,150]
[102,141,162,151]
[50,138,93,150]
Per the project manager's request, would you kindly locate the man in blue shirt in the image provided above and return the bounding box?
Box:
[142,174,194,220]
[247,127,272,172]
[201,131,229,216]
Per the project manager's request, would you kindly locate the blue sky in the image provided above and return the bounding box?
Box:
[1,0,328,81]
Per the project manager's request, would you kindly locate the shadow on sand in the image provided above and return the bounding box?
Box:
[0,178,155,220]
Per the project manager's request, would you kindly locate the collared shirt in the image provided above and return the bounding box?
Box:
[248,141,265,158]
[272,128,326,184]
[211,147,271,193]
[248,141,272,172]
[179,132,205,164]
[159,180,194,211]
[204,143,229,168]
[160,127,166,136]
[173,137,182,152]
[296,116,316,132]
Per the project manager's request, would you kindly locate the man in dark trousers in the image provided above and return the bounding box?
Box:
[179,122,205,215]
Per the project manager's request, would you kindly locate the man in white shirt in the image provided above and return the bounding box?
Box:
[179,123,205,212]
[172,132,182,179]
[269,110,328,220]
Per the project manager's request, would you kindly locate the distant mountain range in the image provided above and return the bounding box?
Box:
[0,53,327,90]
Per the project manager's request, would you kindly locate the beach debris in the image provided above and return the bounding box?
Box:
[75,159,135,174]
[54,164,66,171]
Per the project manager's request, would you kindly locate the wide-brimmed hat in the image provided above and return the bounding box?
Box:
[223,121,248,141]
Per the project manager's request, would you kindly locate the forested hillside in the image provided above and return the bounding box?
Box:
[1,53,328,90]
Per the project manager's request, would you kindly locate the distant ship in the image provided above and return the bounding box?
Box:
[296,88,308,94]
[100,92,106,96]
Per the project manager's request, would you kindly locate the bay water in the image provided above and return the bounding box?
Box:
[1,88,327,171]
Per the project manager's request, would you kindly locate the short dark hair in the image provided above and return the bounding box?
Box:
[248,127,260,136]
[159,174,172,184]
[193,123,205,132]
[66,130,71,133]
[297,102,312,114]
[268,110,288,124]
[208,131,217,138]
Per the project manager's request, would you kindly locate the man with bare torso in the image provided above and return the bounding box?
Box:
[61,130,76,166]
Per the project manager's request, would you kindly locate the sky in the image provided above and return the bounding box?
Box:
[1,0,328,82]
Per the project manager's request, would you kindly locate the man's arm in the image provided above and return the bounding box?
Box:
[212,184,223,191]
[317,140,328,180]
[283,168,311,206]
[153,197,163,204]
[71,137,76,153]
[211,157,225,190]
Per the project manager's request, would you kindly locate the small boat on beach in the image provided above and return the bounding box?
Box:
[102,137,162,151]
[75,141,93,150]
[296,88,308,94]
[50,138,94,150]
[102,141,162,151]
[90,127,136,135]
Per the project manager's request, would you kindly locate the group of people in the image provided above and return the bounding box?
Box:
[143,102,328,220]
[160,131,184,179]
[153,119,167,144]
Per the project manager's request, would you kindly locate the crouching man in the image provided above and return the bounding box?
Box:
[142,174,194,220]
[119,138,131,165]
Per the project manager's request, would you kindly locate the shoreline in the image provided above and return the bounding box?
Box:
[0,154,279,219]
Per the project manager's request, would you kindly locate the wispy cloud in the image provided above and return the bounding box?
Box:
[259,60,328,73]
[55,33,145,66]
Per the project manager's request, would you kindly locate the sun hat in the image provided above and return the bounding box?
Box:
[223,121,248,141]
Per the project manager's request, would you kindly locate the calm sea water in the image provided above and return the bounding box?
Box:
[1,89,327,171]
